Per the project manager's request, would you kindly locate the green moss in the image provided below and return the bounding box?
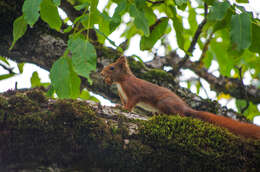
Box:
[1,90,260,171]
[136,115,260,171]
[7,93,41,115]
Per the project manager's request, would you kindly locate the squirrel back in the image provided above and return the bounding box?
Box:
[101,56,260,139]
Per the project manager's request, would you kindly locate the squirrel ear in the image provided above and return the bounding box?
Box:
[117,56,126,64]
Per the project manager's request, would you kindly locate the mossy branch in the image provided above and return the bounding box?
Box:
[0,89,259,171]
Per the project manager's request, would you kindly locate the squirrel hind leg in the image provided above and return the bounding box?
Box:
[156,98,188,116]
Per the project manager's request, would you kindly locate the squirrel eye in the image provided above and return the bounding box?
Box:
[110,66,114,70]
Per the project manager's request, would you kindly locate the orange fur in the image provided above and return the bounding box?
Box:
[101,56,260,139]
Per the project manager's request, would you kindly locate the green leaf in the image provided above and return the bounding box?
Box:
[40,0,62,31]
[140,17,169,50]
[208,1,231,21]
[0,56,10,65]
[68,37,97,84]
[52,0,60,6]
[210,41,233,76]
[170,6,185,50]
[212,9,232,32]
[230,13,252,51]
[203,50,213,69]
[236,0,248,3]
[50,57,81,98]
[129,5,150,36]
[30,71,41,88]
[46,84,55,97]
[74,2,89,11]
[80,89,100,102]
[17,63,24,73]
[0,74,15,80]
[249,22,260,54]
[10,16,28,50]
[175,0,187,10]
[110,0,127,32]
[22,0,43,27]
[188,3,197,33]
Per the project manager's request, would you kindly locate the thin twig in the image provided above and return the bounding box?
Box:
[237,67,249,114]
[198,32,213,65]
[174,3,208,74]
[0,63,14,74]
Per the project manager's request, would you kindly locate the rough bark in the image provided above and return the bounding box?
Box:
[0,88,260,172]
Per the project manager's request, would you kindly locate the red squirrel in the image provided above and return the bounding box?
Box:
[100,56,260,139]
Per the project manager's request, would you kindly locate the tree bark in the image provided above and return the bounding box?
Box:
[0,88,259,172]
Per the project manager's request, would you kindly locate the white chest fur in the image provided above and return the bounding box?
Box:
[116,83,128,102]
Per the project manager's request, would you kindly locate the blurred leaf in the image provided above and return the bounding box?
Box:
[196,81,201,94]
[22,0,43,27]
[175,0,187,10]
[17,63,24,73]
[46,84,55,97]
[210,40,233,76]
[208,1,230,21]
[170,6,185,50]
[80,89,100,102]
[74,2,89,11]
[50,57,81,98]
[0,74,15,80]
[52,0,60,6]
[129,4,150,36]
[68,37,97,84]
[236,0,248,3]
[40,0,62,31]
[10,16,28,50]
[63,26,73,33]
[30,71,41,88]
[188,3,197,33]
[249,22,260,54]
[110,0,127,32]
[212,9,232,32]
[140,17,169,50]
[203,50,213,69]
[0,56,10,65]
[230,13,252,51]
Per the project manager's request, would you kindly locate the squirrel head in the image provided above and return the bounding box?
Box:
[101,56,133,85]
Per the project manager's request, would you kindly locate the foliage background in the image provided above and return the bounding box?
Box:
[0,0,260,121]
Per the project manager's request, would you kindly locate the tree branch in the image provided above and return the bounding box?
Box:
[0,88,259,171]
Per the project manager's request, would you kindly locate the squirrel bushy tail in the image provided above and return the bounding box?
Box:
[185,109,260,139]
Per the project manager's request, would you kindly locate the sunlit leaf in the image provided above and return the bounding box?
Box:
[50,57,81,98]
[140,17,169,50]
[0,56,10,65]
[74,2,89,11]
[17,63,24,73]
[129,4,150,36]
[249,22,260,54]
[10,16,28,50]
[40,0,62,31]
[22,0,43,27]
[80,89,100,102]
[230,13,252,51]
[30,71,41,88]
[170,6,185,50]
[208,1,230,21]
[68,37,97,84]
[0,74,15,80]
[52,0,60,6]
